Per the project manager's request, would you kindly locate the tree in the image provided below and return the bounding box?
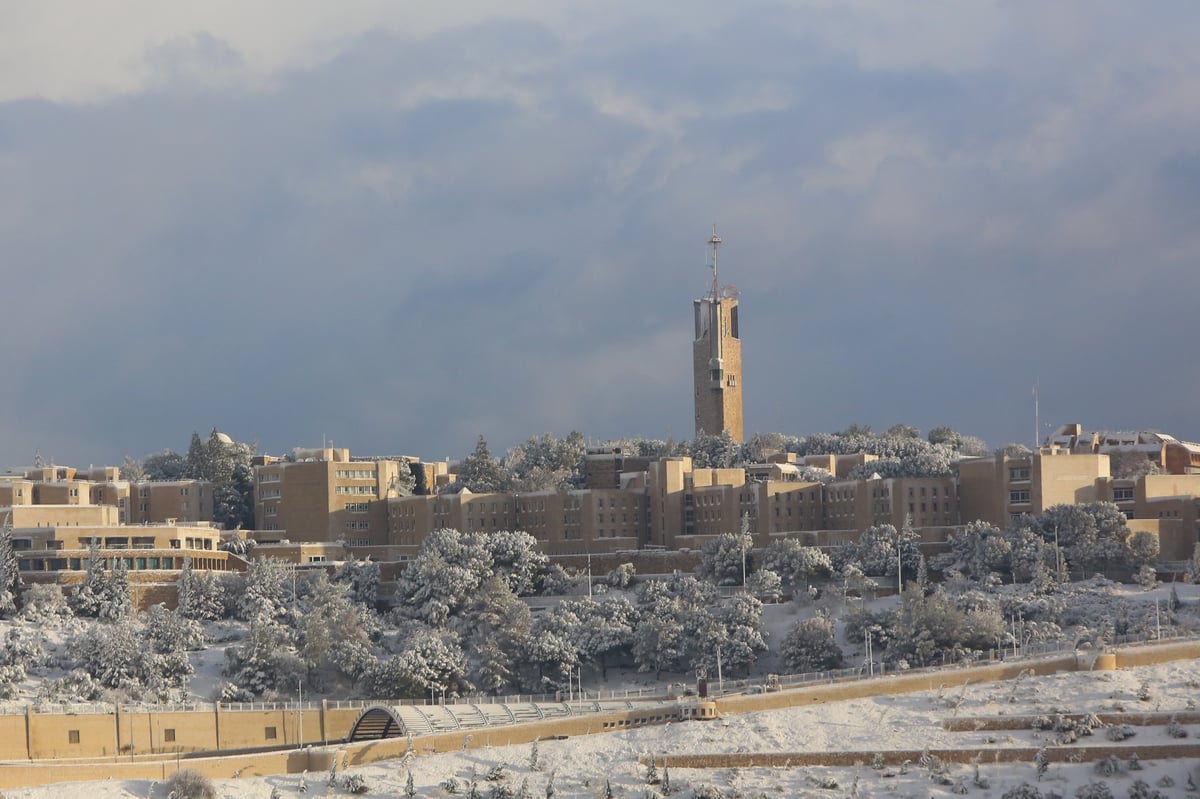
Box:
[745,569,782,602]
[506,432,586,491]
[931,521,1010,581]
[455,576,531,694]
[482,530,549,597]
[71,542,130,620]
[0,514,22,617]
[177,556,226,621]
[335,557,381,607]
[394,529,494,626]
[704,593,767,675]
[544,596,636,679]
[781,615,843,673]
[697,525,753,586]
[688,430,742,469]
[370,624,471,698]
[885,424,920,440]
[143,449,188,481]
[1037,503,1132,574]
[119,455,145,482]
[761,538,832,589]
[456,436,511,493]
[237,557,293,622]
[299,572,372,688]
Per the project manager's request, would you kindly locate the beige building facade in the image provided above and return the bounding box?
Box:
[254,448,414,546]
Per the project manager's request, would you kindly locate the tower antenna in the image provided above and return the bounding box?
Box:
[708,224,722,300]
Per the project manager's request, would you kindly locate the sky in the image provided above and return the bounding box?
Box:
[3,1,1199,469]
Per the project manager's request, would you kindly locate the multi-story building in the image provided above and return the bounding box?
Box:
[5,504,232,605]
[957,450,1110,528]
[693,228,743,442]
[0,466,212,525]
[1045,423,1200,475]
[253,448,417,546]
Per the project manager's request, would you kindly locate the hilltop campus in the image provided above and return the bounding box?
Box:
[4,231,1200,606]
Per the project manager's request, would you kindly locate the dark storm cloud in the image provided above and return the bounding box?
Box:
[3,4,1200,469]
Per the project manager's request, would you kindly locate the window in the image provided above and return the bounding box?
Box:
[164,728,176,742]
[265,726,277,740]
[346,502,370,513]
[68,730,80,744]
[1113,487,1134,501]
[1008,467,1030,481]
[1009,490,1031,504]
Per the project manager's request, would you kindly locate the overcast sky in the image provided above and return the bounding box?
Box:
[3,1,1199,469]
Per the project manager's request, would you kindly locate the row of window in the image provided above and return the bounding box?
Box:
[335,469,376,480]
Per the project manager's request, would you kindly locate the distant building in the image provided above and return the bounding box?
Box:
[693,228,743,442]
[1044,423,1200,475]
[253,447,446,547]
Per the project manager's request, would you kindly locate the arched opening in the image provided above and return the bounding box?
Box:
[348,707,407,741]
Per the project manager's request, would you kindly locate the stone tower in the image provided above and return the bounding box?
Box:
[693,227,743,442]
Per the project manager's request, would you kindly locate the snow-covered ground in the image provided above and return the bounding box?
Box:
[7,655,1200,798]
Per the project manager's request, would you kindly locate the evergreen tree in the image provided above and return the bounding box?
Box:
[457,436,511,493]
[0,514,22,617]
[71,541,127,619]
[99,556,132,621]
[177,556,226,621]
[185,431,212,482]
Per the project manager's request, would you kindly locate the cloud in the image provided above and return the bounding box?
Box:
[3,3,1200,469]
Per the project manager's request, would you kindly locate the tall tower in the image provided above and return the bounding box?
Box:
[693,226,744,442]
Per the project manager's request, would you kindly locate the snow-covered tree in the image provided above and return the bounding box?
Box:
[761,538,832,588]
[335,556,381,608]
[177,556,226,621]
[370,624,471,699]
[745,568,782,602]
[394,529,494,625]
[73,619,192,700]
[18,583,71,622]
[144,604,205,654]
[298,572,373,688]
[237,557,293,622]
[889,585,1004,667]
[482,530,548,597]
[699,593,767,675]
[457,576,531,694]
[606,563,635,589]
[545,596,637,679]
[143,449,188,481]
[505,432,586,491]
[223,613,304,697]
[1037,503,1132,574]
[455,436,511,493]
[0,513,22,617]
[781,615,844,673]
[70,543,131,620]
[697,525,753,586]
[932,521,1011,581]
[687,430,742,469]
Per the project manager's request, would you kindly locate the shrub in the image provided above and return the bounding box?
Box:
[1106,725,1136,741]
[1074,782,1113,799]
[1002,783,1042,799]
[165,768,218,799]
[342,773,369,794]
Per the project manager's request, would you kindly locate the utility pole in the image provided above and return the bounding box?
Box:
[297,679,303,749]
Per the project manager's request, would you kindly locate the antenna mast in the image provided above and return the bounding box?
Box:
[708,224,722,300]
